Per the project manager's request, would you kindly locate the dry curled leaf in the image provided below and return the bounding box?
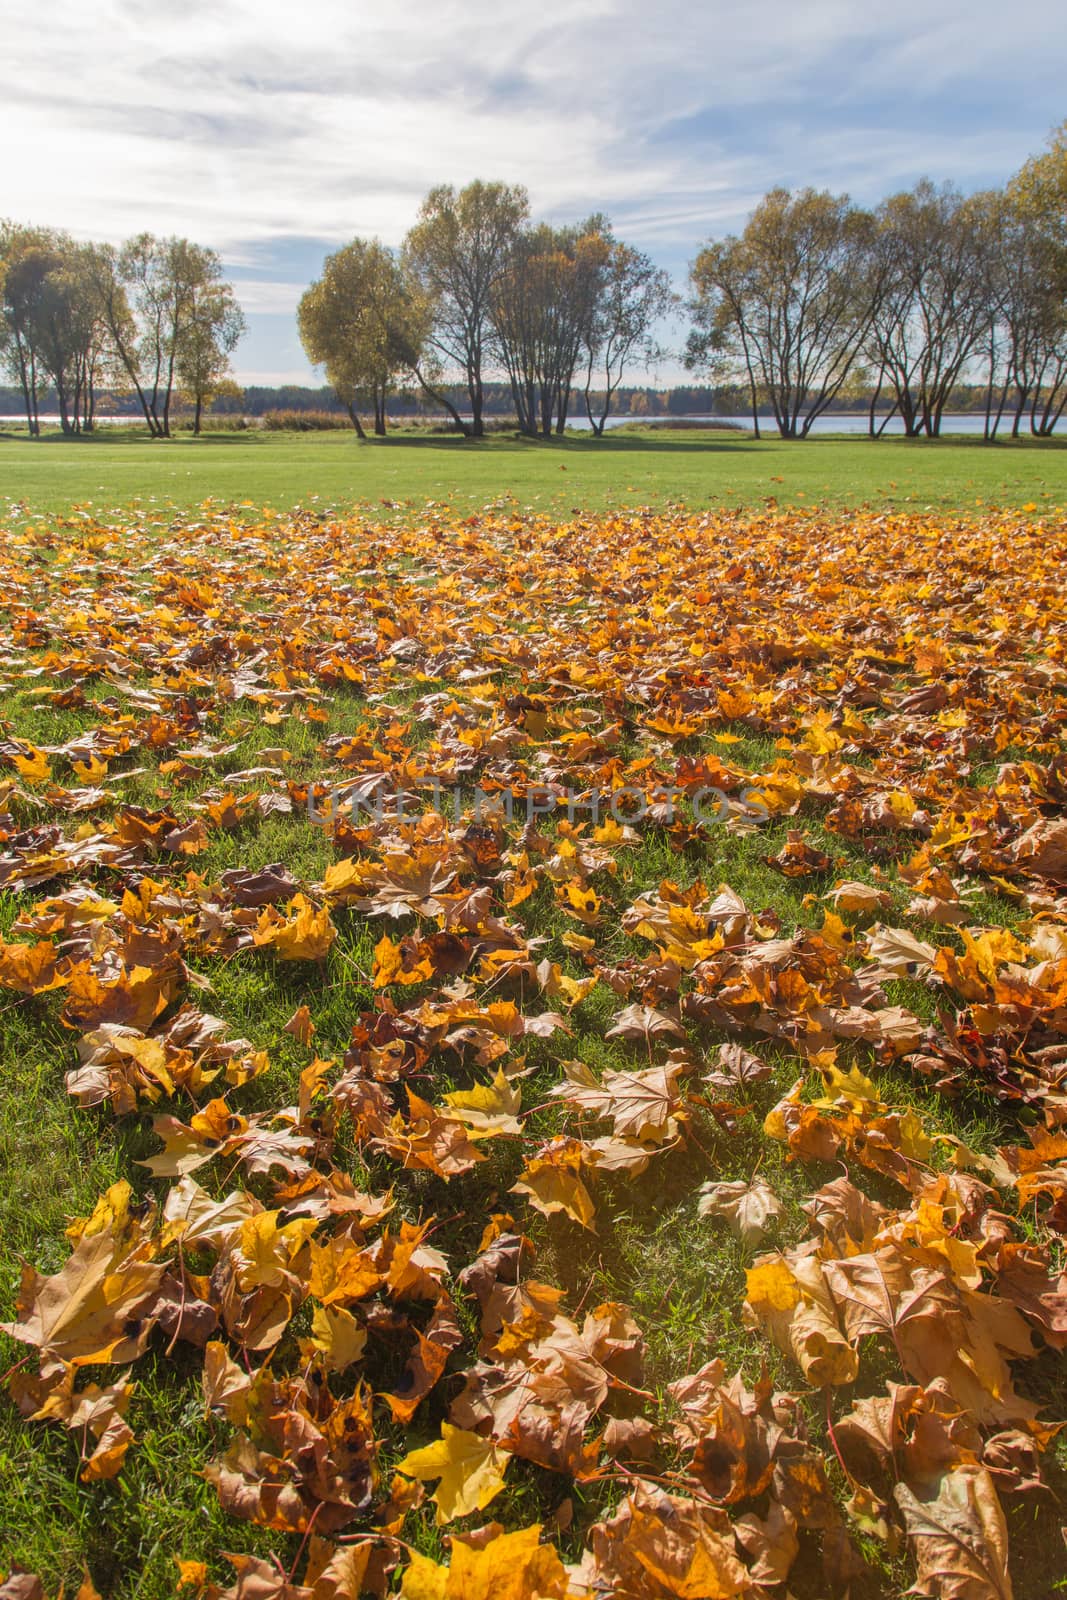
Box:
[698,1177,783,1245]
[895,1464,1013,1600]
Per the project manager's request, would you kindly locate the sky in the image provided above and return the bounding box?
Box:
[2,0,1064,385]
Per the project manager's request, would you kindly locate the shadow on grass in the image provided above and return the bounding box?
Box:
[367,431,754,455]
[0,430,273,448]
[805,430,1067,450]
[348,429,1067,455]
[4,426,1065,456]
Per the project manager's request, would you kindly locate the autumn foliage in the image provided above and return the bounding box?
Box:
[0,501,1066,1598]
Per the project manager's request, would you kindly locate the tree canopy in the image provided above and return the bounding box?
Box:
[403,180,530,436]
[1,225,245,437]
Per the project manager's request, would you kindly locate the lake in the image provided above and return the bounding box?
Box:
[1,412,1057,436]
[588,412,1056,436]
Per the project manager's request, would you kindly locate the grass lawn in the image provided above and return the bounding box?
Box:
[0,470,1065,1599]
[1,423,1066,518]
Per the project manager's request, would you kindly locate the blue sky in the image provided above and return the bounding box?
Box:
[3,0,1064,383]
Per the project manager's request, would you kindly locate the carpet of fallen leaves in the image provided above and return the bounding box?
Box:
[0,503,1066,1600]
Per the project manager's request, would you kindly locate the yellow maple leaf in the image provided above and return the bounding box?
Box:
[400,1523,569,1600]
[12,745,51,782]
[396,1422,509,1523]
[560,879,602,925]
[442,1069,522,1136]
[511,1139,597,1230]
[303,1303,367,1373]
[372,933,433,988]
[254,894,336,961]
[72,754,109,781]
[745,1252,858,1386]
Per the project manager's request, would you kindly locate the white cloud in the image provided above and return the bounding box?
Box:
[3,0,1060,259]
[3,0,1061,384]
[231,280,308,316]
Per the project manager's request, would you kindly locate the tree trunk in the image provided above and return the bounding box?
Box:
[346,403,367,440]
[1038,390,1067,436]
[592,376,613,437]
[131,376,160,435]
[56,375,74,437]
[26,352,40,436]
[540,385,553,438]
[109,318,160,436]
[12,339,37,436]
[85,357,97,433]
[583,375,602,436]
[161,331,178,438]
[982,336,995,441]
[559,376,576,435]
[899,390,919,437]
[743,353,760,440]
[990,377,1010,441]
[874,400,898,439]
[412,366,470,435]
[516,379,536,437]
[194,395,203,435]
[470,370,485,437]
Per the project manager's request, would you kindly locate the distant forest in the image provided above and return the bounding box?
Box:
[0,379,998,422]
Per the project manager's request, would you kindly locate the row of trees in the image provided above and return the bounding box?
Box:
[0,226,245,436]
[298,183,673,438]
[688,127,1067,439]
[300,124,1066,441]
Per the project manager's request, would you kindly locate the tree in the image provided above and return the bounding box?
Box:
[403,181,529,436]
[1012,119,1067,251]
[0,228,111,436]
[1,224,50,435]
[298,239,426,437]
[31,241,111,435]
[583,237,673,434]
[976,188,1055,438]
[490,220,609,437]
[864,183,991,437]
[997,123,1067,436]
[175,279,246,434]
[89,235,237,437]
[687,189,878,440]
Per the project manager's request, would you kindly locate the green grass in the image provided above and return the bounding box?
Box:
[1,424,1066,518]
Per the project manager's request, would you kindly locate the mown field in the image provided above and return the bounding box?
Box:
[0,478,1066,1600]
[1,423,1066,516]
